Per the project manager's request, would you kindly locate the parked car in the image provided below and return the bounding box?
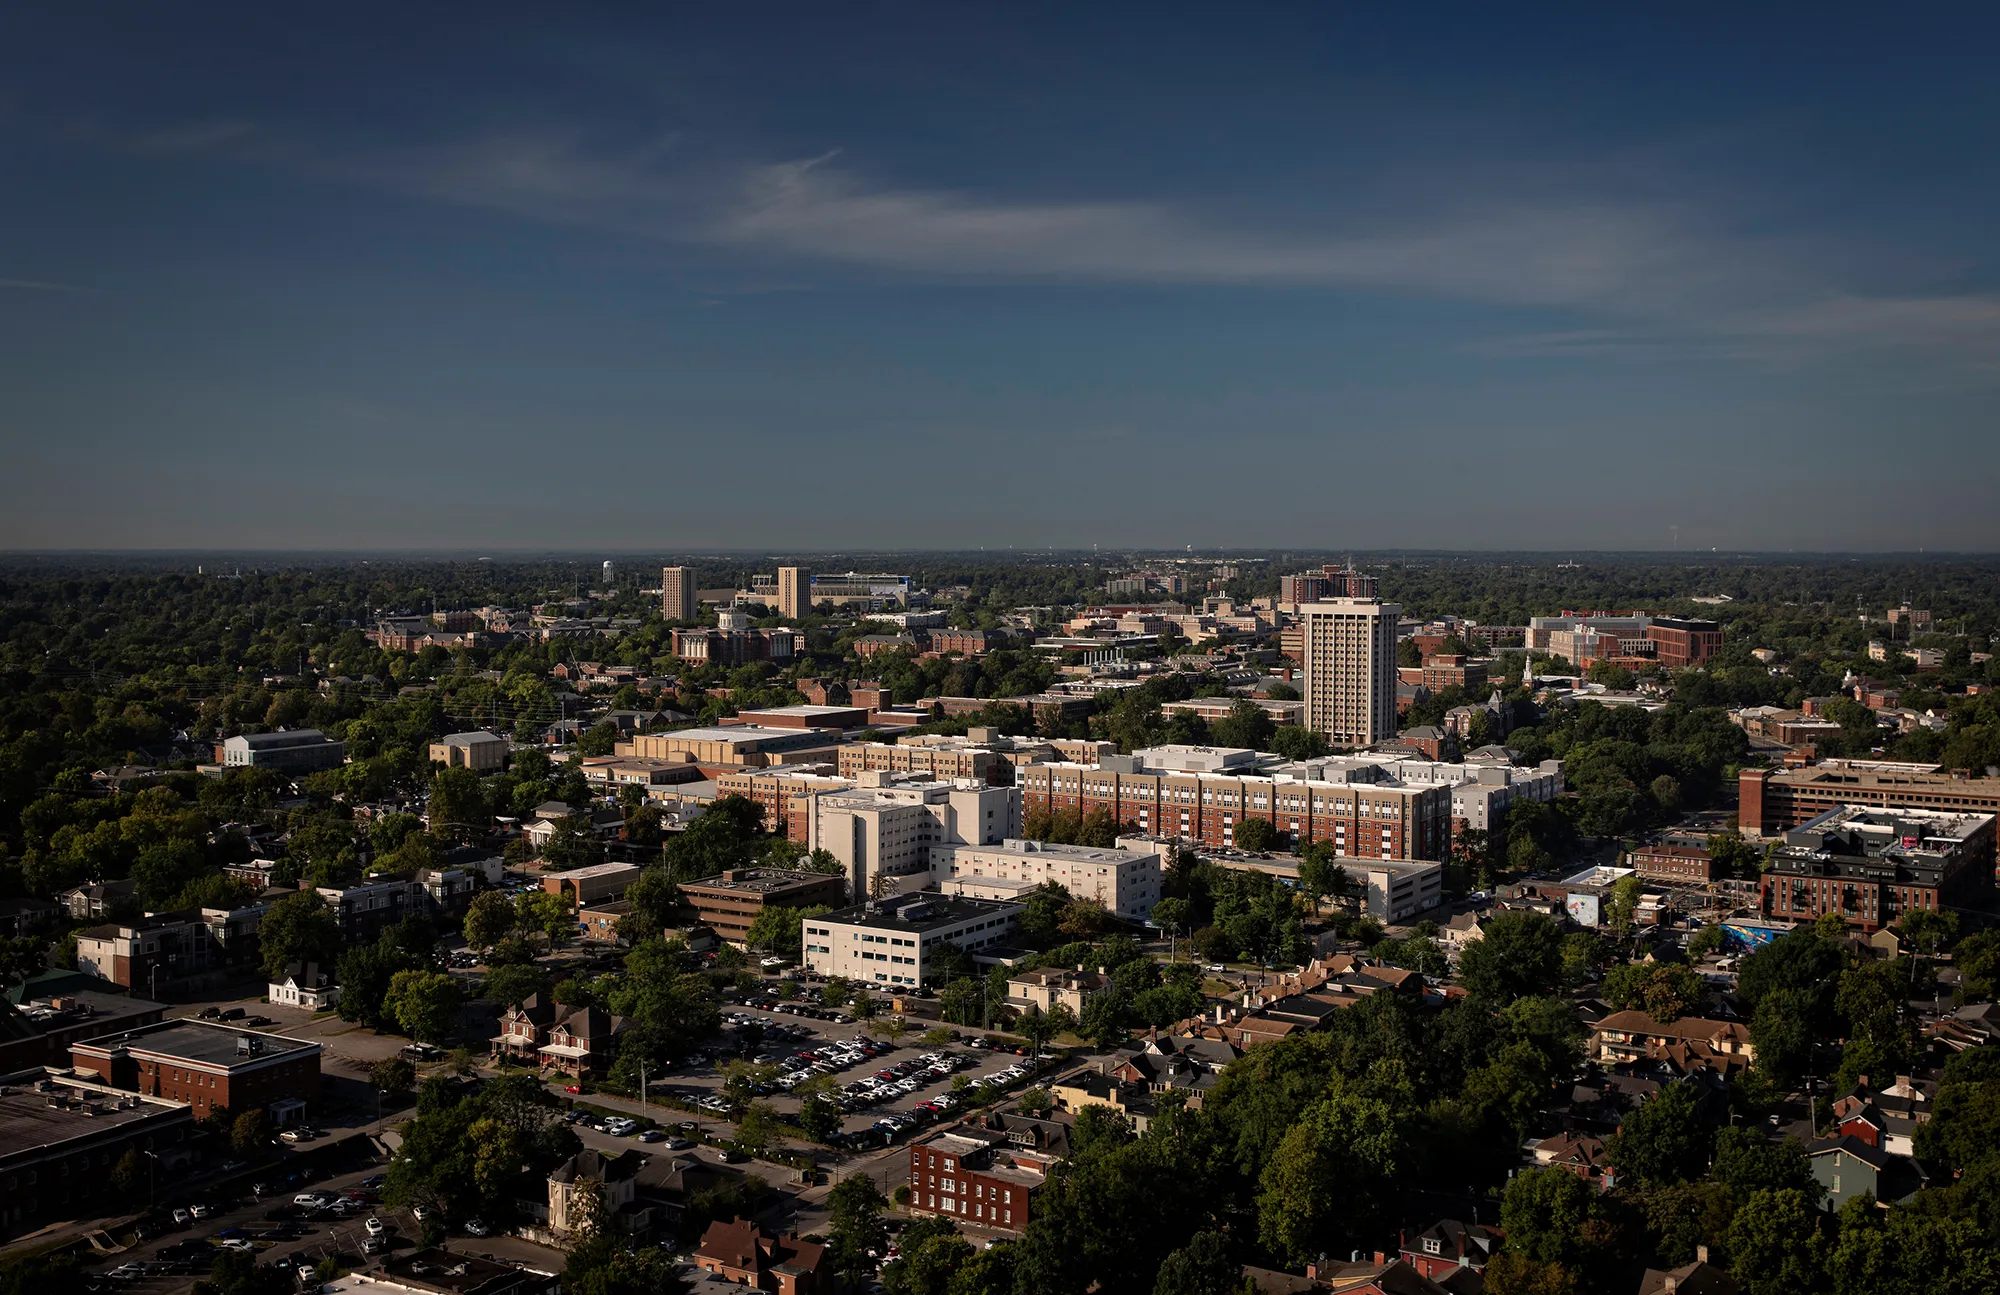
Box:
[365,1217,386,1237]
[464,1219,491,1237]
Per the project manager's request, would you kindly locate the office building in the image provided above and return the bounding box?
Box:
[1740,760,2000,841]
[540,862,643,906]
[661,566,697,621]
[0,992,168,1075]
[801,892,1022,987]
[1759,805,1992,932]
[671,625,795,667]
[221,729,347,773]
[1646,617,1724,669]
[777,566,808,619]
[680,868,850,943]
[1300,597,1400,748]
[932,838,1165,921]
[1347,859,1444,923]
[0,1073,195,1235]
[71,1019,322,1121]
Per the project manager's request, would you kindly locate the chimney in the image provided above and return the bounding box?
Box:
[1664,1280,1678,1295]
[1695,1245,1709,1265]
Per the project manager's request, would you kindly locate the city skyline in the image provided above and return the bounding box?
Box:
[3,5,1999,551]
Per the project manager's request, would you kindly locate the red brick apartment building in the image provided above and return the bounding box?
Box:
[1645,617,1724,669]
[907,1128,1044,1234]
[1419,655,1488,692]
[1021,764,1450,859]
[70,1020,322,1120]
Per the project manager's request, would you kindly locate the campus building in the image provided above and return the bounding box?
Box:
[680,869,850,944]
[70,1019,322,1122]
[802,893,1022,987]
[1300,597,1400,748]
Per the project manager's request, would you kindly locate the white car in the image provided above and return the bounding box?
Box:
[365,1217,386,1237]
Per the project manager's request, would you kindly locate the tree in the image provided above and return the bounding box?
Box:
[1256,1087,1403,1265]
[427,765,490,838]
[111,1146,146,1200]
[383,969,464,1043]
[371,1055,418,1094]
[516,890,576,947]
[1232,817,1278,853]
[1500,1166,1594,1268]
[1151,897,1191,940]
[541,812,606,871]
[617,867,681,943]
[1296,843,1344,913]
[798,1091,843,1142]
[483,961,552,1009]
[257,891,342,982]
[745,903,830,957]
[1151,1231,1235,1295]
[1458,911,1564,1006]
[1019,883,1073,944]
[883,1220,975,1295]
[1727,1189,1825,1295]
[463,891,517,950]
[666,795,767,881]
[1268,726,1329,761]
[828,1173,890,1280]
[1058,899,1109,940]
[1601,962,1704,1023]
[1605,1083,1709,1187]
[230,1108,272,1156]
[564,1233,688,1295]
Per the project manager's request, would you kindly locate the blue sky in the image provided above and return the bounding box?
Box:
[2,4,1998,551]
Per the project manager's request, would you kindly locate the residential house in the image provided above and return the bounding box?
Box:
[1829,1075,1933,1156]
[1637,1250,1739,1295]
[1399,1220,1501,1284]
[1006,967,1112,1016]
[61,879,138,921]
[1589,1011,1756,1080]
[694,1219,830,1295]
[488,994,627,1077]
[548,1148,645,1237]
[1531,1131,1618,1191]
[1807,1135,1929,1208]
[268,962,340,1011]
[906,1128,1045,1235]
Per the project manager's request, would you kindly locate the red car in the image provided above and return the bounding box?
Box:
[564,1085,582,1094]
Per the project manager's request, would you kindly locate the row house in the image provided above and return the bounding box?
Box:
[1020,763,1450,860]
[1590,1011,1756,1080]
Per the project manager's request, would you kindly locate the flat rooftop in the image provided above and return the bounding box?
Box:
[739,705,868,717]
[73,1018,320,1066]
[950,839,1153,865]
[0,1078,184,1154]
[820,892,1022,933]
[682,869,845,896]
[659,726,832,743]
[546,862,642,881]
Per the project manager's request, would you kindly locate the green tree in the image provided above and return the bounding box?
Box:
[426,765,490,838]
[230,1108,272,1156]
[1151,1231,1235,1295]
[383,969,464,1043]
[1601,962,1704,1023]
[1500,1166,1594,1268]
[563,1233,688,1295]
[1232,817,1279,853]
[1727,1189,1825,1295]
[463,890,517,950]
[541,812,606,871]
[1256,1086,1404,1265]
[1605,1083,1709,1186]
[1458,911,1564,1006]
[617,866,682,943]
[257,890,342,982]
[828,1173,890,1281]
[371,1055,418,1094]
[883,1218,976,1295]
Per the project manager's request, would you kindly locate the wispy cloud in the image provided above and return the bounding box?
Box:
[0,276,101,294]
[130,122,2000,369]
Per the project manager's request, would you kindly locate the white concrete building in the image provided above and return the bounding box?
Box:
[802,892,1023,987]
[1349,859,1444,924]
[931,838,1166,921]
[806,773,1019,900]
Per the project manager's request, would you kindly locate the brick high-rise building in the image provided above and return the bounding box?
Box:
[1301,597,1400,748]
[661,566,697,622]
[777,566,808,620]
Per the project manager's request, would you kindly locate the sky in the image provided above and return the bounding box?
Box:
[2,4,1998,553]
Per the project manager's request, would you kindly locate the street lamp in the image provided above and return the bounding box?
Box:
[143,1149,159,1210]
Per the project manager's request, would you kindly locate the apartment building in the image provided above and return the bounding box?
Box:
[837,739,1007,785]
[801,892,1022,987]
[1759,805,1993,932]
[1158,696,1306,727]
[661,566,697,621]
[1300,597,1400,748]
[75,903,271,995]
[776,566,808,619]
[316,875,425,944]
[715,765,854,838]
[1740,761,2000,842]
[805,775,1020,899]
[1419,655,1489,692]
[1020,762,1450,860]
[906,1128,1045,1235]
[0,1075,195,1236]
[932,838,1165,921]
[680,868,849,943]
